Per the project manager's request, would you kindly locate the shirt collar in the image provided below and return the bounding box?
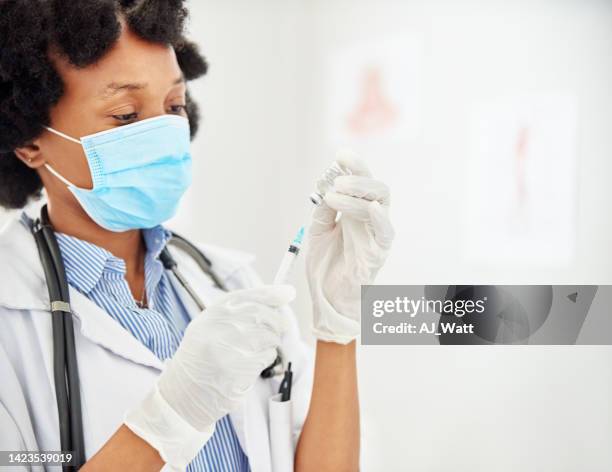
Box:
[142,225,173,259]
[143,226,173,299]
[54,225,172,294]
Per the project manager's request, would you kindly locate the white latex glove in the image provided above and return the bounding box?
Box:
[306,151,394,344]
[124,285,295,470]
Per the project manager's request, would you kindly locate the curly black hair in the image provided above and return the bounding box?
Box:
[0,0,208,209]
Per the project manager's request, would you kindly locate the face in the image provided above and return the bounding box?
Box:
[16,22,187,217]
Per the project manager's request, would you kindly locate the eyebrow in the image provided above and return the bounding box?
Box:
[99,76,185,99]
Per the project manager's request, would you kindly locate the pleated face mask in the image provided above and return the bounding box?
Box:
[44,114,192,232]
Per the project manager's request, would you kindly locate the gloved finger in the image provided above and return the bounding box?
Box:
[238,325,282,353]
[251,305,289,336]
[221,298,289,335]
[334,175,390,206]
[334,148,372,177]
[368,200,395,250]
[324,191,371,221]
[258,347,280,371]
[326,192,395,248]
[222,284,296,308]
[308,200,337,236]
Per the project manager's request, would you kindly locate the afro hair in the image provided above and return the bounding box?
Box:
[0,0,208,209]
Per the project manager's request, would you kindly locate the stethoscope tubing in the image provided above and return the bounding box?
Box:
[32,227,72,460]
[33,210,86,471]
[40,212,86,470]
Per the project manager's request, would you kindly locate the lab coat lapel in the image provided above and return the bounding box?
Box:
[0,213,164,371]
[69,287,164,371]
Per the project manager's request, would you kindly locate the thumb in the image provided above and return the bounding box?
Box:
[308,200,337,237]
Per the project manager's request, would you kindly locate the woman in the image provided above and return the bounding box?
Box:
[0,1,393,471]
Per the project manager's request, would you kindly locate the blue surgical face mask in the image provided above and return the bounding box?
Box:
[43,114,192,232]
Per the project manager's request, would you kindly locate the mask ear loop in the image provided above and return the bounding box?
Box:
[42,126,82,187]
[44,126,82,145]
[44,163,76,187]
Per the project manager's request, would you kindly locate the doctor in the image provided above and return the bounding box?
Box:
[0,1,394,471]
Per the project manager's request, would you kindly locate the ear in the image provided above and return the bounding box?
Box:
[14,140,45,169]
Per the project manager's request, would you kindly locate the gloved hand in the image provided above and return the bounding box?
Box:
[124,285,295,470]
[306,151,394,344]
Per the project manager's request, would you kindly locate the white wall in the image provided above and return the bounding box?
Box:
[171,0,316,326]
[302,2,612,470]
[2,0,611,469]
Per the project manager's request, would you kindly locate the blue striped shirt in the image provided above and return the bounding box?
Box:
[54,225,250,471]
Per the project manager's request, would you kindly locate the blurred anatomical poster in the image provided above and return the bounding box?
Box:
[326,34,423,147]
[463,94,578,265]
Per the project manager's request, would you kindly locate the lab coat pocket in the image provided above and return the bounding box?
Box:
[268,393,294,472]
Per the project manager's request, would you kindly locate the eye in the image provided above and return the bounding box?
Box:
[168,104,187,115]
[112,112,138,123]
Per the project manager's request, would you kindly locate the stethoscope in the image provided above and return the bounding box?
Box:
[28,205,282,471]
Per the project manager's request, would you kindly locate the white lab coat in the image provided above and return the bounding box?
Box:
[0,212,315,472]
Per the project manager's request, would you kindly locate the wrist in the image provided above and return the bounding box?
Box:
[312,301,360,344]
[313,327,359,344]
[124,386,215,470]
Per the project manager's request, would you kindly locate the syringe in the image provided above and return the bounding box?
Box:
[263,226,304,379]
[272,154,352,284]
[273,226,305,284]
[265,157,352,377]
